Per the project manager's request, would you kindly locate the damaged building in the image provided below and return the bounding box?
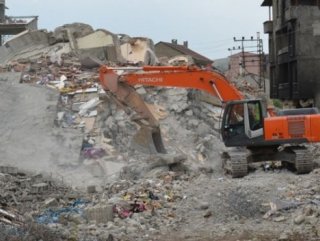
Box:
[0,0,38,45]
[262,0,320,107]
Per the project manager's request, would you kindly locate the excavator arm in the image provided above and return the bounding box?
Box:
[99,65,244,103]
[99,65,245,154]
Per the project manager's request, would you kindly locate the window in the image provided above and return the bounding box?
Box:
[248,102,263,131]
[225,103,245,135]
[228,104,244,126]
[291,0,320,6]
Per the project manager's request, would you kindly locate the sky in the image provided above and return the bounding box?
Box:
[5,0,270,60]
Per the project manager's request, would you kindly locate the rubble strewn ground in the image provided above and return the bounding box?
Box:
[1,23,320,241]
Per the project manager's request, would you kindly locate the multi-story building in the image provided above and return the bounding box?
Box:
[262,0,320,107]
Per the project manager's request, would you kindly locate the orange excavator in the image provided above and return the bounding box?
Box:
[99,65,318,177]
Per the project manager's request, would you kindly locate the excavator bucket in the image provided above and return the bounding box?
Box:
[131,126,167,154]
[99,66,167,154]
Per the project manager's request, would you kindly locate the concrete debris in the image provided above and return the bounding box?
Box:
[84,203,114,223]
[119,36,158,65]
[0,208,24,226]
[52,23,94,44]
[168,55,194,66]
[78,97,100,116]
[0,23,157,67]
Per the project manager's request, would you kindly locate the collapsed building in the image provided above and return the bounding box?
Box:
[262,0,320,107]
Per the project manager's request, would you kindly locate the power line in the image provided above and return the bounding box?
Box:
[230,33,266,90]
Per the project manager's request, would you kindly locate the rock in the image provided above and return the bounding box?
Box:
[0,166,18,175]
[87,185,97,194]
[316,225,320,237]
[85,204,114,223]
[114,110,126,121]
[145,166,170,179]
[126,226,137,234]
[31,183,49,194]
[106,234,114,241]
[64,213,84,225]
[279,232,289,241]
[136,87,147,95]
[199,202,210,210]
[303,205,314,216]
[305,215,318,225]
[53,23,94,43]
[44,197,59,207]
[294,214,305,225]
[302,181,312,189]
[163,175,173,184]
[203,211,212,218]
[107,221,115,230]
[188,119,200,127]
[185,110,193,116]
[148,154,187,169]
[196,123,211,136]
[274,216,286,222]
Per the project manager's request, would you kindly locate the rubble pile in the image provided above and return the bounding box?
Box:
[1,167,320,240]
[1,22,320,241]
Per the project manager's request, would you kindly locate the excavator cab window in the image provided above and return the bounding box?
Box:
[222,100,264,146]
[225,103,245,136]
[248,101,263,131]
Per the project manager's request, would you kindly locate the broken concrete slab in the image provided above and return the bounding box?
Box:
[0,166,18,175]
[84,204,114,223]
[0,72,22,82]
[76,29,124,65]
[0,30,50,64]
[168,55,194,66]
[52,22,94,44]
[31,183,49,194]
[120,37,158,65]
[0,24,125,67]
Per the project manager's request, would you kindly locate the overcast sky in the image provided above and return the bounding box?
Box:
[6,0,269,60]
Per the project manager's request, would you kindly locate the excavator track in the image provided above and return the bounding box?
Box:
[222,148,248,178]
[293,148,313,174]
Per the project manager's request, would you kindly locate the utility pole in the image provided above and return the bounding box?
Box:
[0,0,5,45]
[232,33,265,90]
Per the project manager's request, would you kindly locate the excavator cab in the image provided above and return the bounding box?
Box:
[221,100,264,147]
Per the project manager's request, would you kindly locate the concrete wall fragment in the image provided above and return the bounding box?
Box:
[77,30,114,49]
[52,22,94,43]
[76,29,124,67]
[0,30,49,64]
[168,55,194,66]
[120,37,158,65]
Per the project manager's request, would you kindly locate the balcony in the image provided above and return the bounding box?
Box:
[0,16,38,35]
[264,20,273,34]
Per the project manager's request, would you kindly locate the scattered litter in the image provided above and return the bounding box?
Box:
[81,147,106,159]
[36,199,88,224]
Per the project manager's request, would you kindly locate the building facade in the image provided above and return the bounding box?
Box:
[262,0,320,107]
[226,52,262,80]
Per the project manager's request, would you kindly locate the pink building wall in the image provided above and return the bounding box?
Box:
[225,52,261,80]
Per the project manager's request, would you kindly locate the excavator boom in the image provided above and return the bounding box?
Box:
[100,65,244,102]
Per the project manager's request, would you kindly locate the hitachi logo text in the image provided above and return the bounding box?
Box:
[138,77,163,83]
